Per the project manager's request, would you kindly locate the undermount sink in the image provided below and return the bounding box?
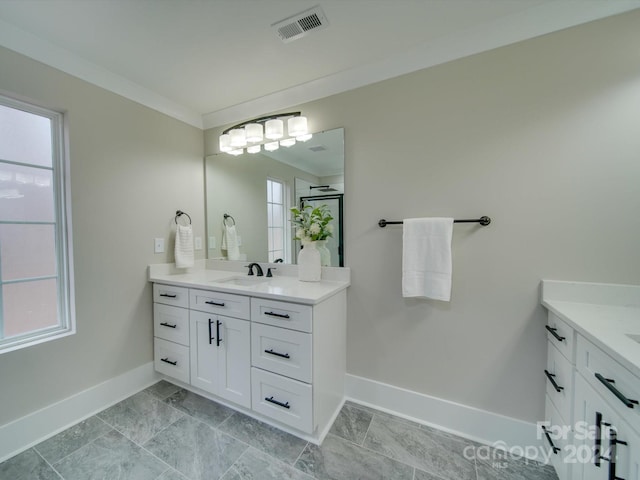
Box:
[217,276,269,287]
[626,333,640,344]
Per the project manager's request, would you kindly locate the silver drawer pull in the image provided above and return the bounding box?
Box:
[265,396,290,409]
[160,357,177,366]
[265,349,290,359]
[160,322,177,329]
[264,311,290,319]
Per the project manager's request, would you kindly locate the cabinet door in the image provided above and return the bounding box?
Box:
[574,374,640,480]
[217,316,251,408]
[190,310,219,394]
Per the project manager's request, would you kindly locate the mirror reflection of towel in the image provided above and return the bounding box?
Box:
[175,224,194,268]
[221,224,240,260]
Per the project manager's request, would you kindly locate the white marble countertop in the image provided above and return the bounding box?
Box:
[148,260,350,305]
[541,280,640,378]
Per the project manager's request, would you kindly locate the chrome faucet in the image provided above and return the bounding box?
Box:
[245,263,264,276]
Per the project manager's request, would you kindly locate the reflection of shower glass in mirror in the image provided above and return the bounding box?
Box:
[205,128,344,265]
[297,193,343,267]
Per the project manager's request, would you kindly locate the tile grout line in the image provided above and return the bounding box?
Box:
[360,412,375,446]
[32,447,65,480]
[335,428,465,479]
[292,441,309,466]
[36,423,116,468]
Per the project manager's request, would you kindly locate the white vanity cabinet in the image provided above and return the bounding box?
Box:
[572,335,640,480]
[250,294,347,435]
[543,313,577,480]
[151,275,348,442]
[541,280,640,480]
[153,284,190,383]
[573,374,640,480]
[190,310,251,408]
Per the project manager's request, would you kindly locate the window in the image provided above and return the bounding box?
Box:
[0,94,74,354]
[266,178,286,262]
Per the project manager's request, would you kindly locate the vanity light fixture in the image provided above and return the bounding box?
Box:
[219,112,312,155]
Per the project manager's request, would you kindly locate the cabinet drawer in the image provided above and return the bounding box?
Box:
[190,288,250,320]
[546,313,575,363]
[252,323,312,383]
[251,298,312,333]
[546,341,573,423]
[576,335,640,433]
[251,367,313,433]
[154,303,189,346]
[153,283,189,308]
[154,338,189,383]
[543,395,572,480]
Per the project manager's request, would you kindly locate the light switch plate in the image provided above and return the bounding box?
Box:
[195,236,202,250]
[154,238,165,253]
[208,236,216,249]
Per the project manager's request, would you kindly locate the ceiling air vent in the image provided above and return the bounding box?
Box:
[272,5,329,43]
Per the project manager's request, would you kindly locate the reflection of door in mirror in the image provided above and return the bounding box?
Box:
[298,194,344,267]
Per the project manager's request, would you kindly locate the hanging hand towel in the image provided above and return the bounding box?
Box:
[221,224,240,261]
[174,224,195,268]
[402,217,454,301]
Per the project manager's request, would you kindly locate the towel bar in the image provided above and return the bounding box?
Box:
[378,216,491,227]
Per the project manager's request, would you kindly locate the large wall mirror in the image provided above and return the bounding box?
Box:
[205,127,344,266]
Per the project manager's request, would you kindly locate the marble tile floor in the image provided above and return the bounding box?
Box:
[0,380,558,480]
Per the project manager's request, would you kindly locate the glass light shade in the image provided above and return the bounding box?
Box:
[247,144,261,154]
[245,123,263,143]
[287,116,308,137]
[219,133,232,152]
[229,149,244,156]
[280,137,296,147]
[229,128,247,147]
[296,133,313,142]
[265,119,284,140]
[264,141,279,151]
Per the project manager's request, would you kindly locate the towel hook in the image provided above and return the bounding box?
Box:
[175,210,192,225]
[223,213,236,226]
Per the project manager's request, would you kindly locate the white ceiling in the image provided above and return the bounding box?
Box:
[0,1,638,129]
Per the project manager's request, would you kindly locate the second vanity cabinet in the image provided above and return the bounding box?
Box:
[151,278,347,442]
[541,281,640,480]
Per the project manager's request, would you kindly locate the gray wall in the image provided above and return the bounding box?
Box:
[205,11,640,422]
[0,46,204,425]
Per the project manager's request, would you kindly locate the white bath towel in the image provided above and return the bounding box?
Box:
[402,217,454,301]
[174,224,194,268]
[221,224,240,261]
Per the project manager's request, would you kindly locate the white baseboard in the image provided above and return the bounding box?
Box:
[346,374,543,457]
[0,362,158,463]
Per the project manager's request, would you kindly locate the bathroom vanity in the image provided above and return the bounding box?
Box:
[149,261,350,443]
[541,281,640,480]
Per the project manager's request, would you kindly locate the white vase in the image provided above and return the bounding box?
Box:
[298,241,321,282]
[316,240,331,267]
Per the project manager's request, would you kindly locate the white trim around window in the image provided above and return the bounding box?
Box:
[0,93,75,354]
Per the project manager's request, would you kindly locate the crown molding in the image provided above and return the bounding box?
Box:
[0,18,203,129]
